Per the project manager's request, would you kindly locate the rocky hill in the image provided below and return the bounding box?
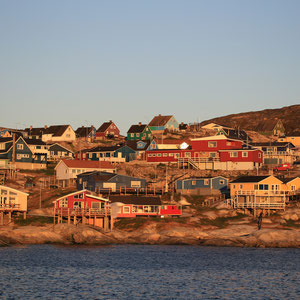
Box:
[201,105,300,136]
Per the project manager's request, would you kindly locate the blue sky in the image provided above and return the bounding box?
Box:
[1,0,299,134]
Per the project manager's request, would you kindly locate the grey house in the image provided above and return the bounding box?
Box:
[176,176,228,195]
[76,171,148,193]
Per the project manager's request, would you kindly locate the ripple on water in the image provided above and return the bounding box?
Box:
[0,245,299,299]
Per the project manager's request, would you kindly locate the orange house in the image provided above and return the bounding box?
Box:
[229,175,299,211]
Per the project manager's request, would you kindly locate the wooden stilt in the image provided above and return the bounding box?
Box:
[23,211,27,220]
[8,212,12,223]
[0,212,3,226]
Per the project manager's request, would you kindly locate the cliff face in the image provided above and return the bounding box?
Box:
[201,105,300,136]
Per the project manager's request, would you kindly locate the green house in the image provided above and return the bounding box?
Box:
[127,123,152,141]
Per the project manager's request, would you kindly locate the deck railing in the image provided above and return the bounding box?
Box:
[234,190,290,196]
[54,207,111,216]
[0,203,21,210]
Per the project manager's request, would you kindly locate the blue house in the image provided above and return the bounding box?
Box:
[0,136,47,169]
[126,140,158,160]
[148,114,179,132]
[84,145,136,162]
[76,171,148,193]
[176,176,228,195]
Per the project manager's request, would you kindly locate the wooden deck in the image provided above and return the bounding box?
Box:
[54,207,113,230]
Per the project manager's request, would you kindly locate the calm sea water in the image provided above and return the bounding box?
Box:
[0,245,299,299]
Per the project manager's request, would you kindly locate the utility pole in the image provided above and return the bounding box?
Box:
[39,183,42,209]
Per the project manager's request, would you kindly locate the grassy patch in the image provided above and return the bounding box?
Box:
[200,213,247,228]
[14,216,53,226]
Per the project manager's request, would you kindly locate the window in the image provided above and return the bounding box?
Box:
[17,144,23,150]
[291,185,296,191]
[123,206,130,213]
[157,154,161,157]
[50,151,54,156]
[17,154,21,159]
[59,198,68,208]
[209,152,216,158]
[66,134,70,138]
[232,184,236,189]
[152,154,156,157]
[271,185,280,191]
[204,179,209,185]
[220,180,225,185]
[174,153,179,158]
[79,178,82,184]
[230,152,238,157]
[258,153,262,158]
[136,133,140,137]
[192,181,196,186]
[208,141,217,148]
[259,184,269,190]
[242,152,248,157]
[74,193,84,199]
[148,154,152,157]
[185,152,191,158]
[163,153,167,157]
[239,184,243,189]
[36,146,41,149]
[131,133,134,137]
[92,202,101,209]
[131,181,141,188]
[254,184,258,190]
[169,153,174,157]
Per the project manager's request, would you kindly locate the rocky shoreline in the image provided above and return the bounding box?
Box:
[0,221,299,248]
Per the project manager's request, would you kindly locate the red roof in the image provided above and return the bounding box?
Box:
[61,159,115,169]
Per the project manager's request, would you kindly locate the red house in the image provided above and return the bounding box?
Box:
[145,135,263,170]
[96,121,120,139]
[109,195,182,218]
[53,190,112,228]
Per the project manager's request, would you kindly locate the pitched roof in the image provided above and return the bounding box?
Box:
[148,115,173,127]
[97,121,114,133]
[75,126,95,137]
[85,145,121,153]
[44,125,70,137]
[60,159,115,170]
[251,142,294,147]
[25,127,45,136]
[230,176,270,183]
[0,137,13,143]
[24,138,47,146]
[127,124,148,134]
[125,140,151,151]
[280,177,299,184]
[220,128,251,142]
[77,171,117,181]
[109,195,161,205]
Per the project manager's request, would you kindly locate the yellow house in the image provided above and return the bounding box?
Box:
[0,185,28,224]
[283,177,300,193]
[229,175,297,211]
[278,136,300,147]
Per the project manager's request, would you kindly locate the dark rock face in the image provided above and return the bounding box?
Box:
[201,105,300,136]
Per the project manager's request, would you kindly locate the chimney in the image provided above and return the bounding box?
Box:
[158,114,161,117]
[30,125,33,130]
[138,122,142,126]
[109,120,112,123]
[44,125,47,129]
